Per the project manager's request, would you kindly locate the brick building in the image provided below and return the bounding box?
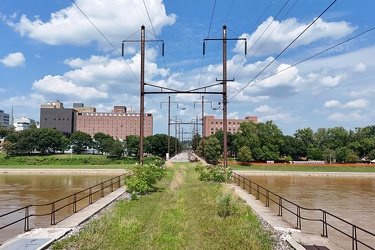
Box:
[75,105,153,139]
[202,115,257,136]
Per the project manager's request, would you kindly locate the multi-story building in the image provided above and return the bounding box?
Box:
[13,117,36,131]
[0,110,10,127]
[40,101,153,138]
[72,103,96,113]
[202,115,258,136]
[40,100,75,134]
[75,105,153,139]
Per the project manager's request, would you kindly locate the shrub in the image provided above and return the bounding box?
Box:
[195,164,232,183]
[124,163,166,196]
[142,155,166,167]
[217,193,237,218]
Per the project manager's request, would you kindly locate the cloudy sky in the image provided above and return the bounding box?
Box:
[1,0,375,136]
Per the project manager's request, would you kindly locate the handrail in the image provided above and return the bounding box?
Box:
[0,174,127,241]
[232,172,375,250]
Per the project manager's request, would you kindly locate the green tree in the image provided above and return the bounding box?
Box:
[125,135,140,157]
[204,137,222,165]
[237,146,252,164]
[192,133,201,152]
[280,135,305,160]
[294,127,314,156]
[70,131,93,154]
[109,139,125,157]
[2,141,16,156]
[0,126,15,138]
[94,132,114,154]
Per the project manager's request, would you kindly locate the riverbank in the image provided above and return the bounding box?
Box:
[0,168,127,174]
[234,170,375,177]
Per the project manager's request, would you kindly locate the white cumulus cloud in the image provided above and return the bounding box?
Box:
[324,100,341,108]
[343,99,368,109]
[6,0,176,50]
[1,52,25,67]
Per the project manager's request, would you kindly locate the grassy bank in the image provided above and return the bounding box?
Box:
[230,164,375,172]
[52,162,276,250]
[0,153,137,168]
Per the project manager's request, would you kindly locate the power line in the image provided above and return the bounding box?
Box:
[70,0,139,82]
[229,25,375,102]
[229,0,337,102]
[232,0,297,79]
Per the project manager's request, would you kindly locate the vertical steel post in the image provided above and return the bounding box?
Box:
[140,25,145,165]
[201,96,205,156]
[222,25,228,168]
[175,116,178,155]
[168,96,171,159]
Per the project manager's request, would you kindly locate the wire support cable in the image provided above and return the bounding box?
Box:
[229,0,337,102]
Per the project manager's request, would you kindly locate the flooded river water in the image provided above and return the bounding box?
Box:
[0,172,121,244]
[241,172,375,249]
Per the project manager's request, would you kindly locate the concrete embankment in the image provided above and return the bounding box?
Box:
[0,173,127,250]
[232,170,345,250]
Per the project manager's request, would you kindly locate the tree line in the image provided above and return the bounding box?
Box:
[0,125,180,158]
[193,121,375,164]
[2,121,375,163]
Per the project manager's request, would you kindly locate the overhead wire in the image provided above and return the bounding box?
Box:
[230,25,375,102]
[142,0,169,119]
[70,0,139,83]
[231,0,295,79]
[229,0,338,102]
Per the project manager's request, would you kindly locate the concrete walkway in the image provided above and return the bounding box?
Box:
[0,186,126,250]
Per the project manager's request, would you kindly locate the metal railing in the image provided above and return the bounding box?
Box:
[0,174,127,238]
[232,172,375,250]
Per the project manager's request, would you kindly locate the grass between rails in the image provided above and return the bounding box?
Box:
[52,162,276,250]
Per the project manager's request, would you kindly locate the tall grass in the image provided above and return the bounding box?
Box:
[52,162,275,250]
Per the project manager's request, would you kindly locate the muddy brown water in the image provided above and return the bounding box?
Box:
[0,173,120,244]
[242,173,375,249]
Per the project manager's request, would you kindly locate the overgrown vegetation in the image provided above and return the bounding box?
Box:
[0,154,137,165]
[52,162,275,250]
[124,156,166,198]
[195,164,233,183]
[217,192,238,218]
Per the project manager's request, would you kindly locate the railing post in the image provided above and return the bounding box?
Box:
[118,176,121,188]
[352,225,358,250]
[256,185,260,200]
[51,202,56,225]
[110,179,113,192]
[249,180,252,194]
[266,190,269,207]
[73,194,77,213]
[24,206,30,232]
[296,206,301,229]
[322,211,328,237]
[89,188,93,204]
[278,197,283,216]
[101,183,104,197]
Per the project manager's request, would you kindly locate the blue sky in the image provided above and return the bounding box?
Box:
[1,0,375,137]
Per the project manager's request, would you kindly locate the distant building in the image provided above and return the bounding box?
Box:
[0,110,10,127]
[40,100,75,134]
[13,117,36,131]
[72,103,96,113]
[202,115,258,136]
[39,101,153,138]
[75,106,153,139]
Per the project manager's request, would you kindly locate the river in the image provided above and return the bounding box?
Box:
[241,172,375,249]
[0,172,121,244]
